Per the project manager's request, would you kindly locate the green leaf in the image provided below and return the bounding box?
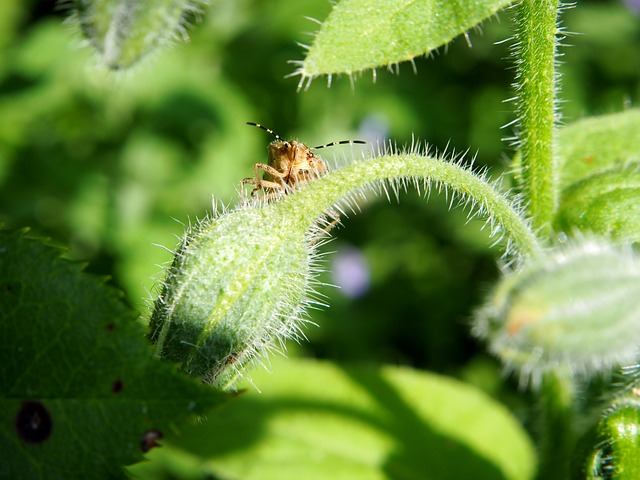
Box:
[0,230,228,479]
[297,0,516,82]
[553,110,640,240]
[556,109,640,190]
[131,357,537,480]
[555,167,640,241]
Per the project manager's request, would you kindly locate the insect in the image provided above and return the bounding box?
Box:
[242,122,365,199]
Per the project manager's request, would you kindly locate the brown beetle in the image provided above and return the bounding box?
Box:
[242,122,364,199]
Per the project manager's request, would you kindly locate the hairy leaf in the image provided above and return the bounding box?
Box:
[298,0,515,82]
[556,109,640,189]
[554,110,640,240]
[555,167,640,241]
[0,230,227,479]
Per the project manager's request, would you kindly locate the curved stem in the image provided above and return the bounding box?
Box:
[274,154,542,258]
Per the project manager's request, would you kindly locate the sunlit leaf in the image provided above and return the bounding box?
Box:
[298,0,515,81]
[132,357,536,480]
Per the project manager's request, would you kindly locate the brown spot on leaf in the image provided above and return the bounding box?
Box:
[140,429,163,453]
[15,401,53,444]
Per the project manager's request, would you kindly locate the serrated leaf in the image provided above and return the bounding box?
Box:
[131,357,537,480]
[0,230,228,479]
[299,0,516,79]
[554,167,640,241]
[556,109,640,189]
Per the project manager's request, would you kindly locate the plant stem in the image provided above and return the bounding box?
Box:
[514,0,560,233]
[274,154,542,258]
[536,370,576,480]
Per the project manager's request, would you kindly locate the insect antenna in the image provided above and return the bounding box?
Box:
[246,122,283,141]
[312,139,367,150]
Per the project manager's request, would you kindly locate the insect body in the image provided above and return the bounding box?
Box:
[242,122,364,199]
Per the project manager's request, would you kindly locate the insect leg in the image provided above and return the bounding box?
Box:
[241,163,287,197]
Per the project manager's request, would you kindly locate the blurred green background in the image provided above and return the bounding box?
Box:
[1,0,638,387]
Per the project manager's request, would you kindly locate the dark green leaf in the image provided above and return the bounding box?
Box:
[0,230,228,479]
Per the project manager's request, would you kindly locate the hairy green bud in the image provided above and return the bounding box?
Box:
[148,200,325,390]
[473,241,640,387]
[587,390,640,479]
[73,0,208,70]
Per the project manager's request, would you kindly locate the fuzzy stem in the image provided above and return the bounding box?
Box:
[536,371,576,480]
[273,154,541,258]
[514,0,560,233]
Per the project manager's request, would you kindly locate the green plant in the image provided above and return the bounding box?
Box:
[2,0,640,478]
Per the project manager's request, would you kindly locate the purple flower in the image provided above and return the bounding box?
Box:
[331,246,371,299]
[624,0,640,14]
